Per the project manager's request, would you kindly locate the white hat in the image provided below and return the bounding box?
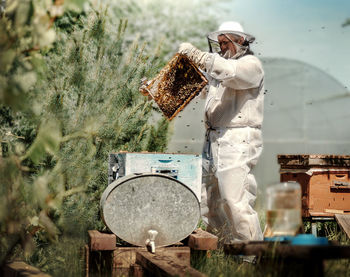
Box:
[207,21,255,45]
[218,21,244,33]
[207,21,255,56]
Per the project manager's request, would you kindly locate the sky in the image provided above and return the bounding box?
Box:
[218,0,350,89]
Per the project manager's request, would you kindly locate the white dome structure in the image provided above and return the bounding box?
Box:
[167,57,350,192]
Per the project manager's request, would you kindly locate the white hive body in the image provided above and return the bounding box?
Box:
[100,173,200,247]
[108,152,202,202]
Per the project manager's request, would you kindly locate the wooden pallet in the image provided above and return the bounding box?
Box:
[86,229,217,277]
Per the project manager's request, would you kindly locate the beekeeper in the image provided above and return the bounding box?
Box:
[178,21,264,242]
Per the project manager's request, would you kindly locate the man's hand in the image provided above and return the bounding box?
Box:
[178,42,209,71]
[178,42,196,56]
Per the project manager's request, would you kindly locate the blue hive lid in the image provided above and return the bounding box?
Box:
[291,234,329,245]
[264,236,294,242]
[264,234,329,245]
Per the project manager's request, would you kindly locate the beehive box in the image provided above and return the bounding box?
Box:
[141,53,207,120]
[278,154,350,217]
[108,152,202,201]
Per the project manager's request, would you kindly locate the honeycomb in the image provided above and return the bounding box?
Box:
[145,54,208,120]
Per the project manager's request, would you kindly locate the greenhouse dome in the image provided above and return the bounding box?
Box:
[167,57,350,190]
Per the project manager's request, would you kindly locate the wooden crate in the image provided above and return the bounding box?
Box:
[278,154,350,217]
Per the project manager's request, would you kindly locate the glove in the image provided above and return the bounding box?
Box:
[178,42,209,70]
[178,42,195,56]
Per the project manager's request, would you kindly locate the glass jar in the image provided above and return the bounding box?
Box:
[264,181,302,237]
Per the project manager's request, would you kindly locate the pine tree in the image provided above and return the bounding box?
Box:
[1,0,222,275]
[25,8,171,274]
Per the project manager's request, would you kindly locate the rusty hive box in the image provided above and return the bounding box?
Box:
[142,53,207,120]
[278,154,350,217]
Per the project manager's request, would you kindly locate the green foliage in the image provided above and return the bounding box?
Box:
[1,0,223,275]
[110,0,221,63]
[24,7,171,274]
[2,1,349,276]
[0,0,89,267]
[63,0,86,13]
[147,118,169,152]
[0,0,56,110]
[24,120,62,164]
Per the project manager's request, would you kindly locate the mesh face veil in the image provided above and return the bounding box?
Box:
[207,30,255,59]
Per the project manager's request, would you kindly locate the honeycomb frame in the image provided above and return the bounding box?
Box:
[145,53,208,120]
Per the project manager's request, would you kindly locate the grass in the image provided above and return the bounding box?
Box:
[24,219,347,277]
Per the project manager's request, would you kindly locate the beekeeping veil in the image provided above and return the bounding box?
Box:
[207,21,255,59]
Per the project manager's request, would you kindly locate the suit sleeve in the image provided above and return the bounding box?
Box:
[204,54,264,90]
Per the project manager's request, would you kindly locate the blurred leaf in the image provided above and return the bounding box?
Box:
[38,29,56,48]
[14,142,25,155]
[5,0,19,14]
[33,174,49,208]
[23,234,35,259]
[39,210,59,241]
[30,216,40,226]
[24,120,62,164]
[59,186,85,199]
[0,195,5,222]
[15,1,31,28]
[0,50,16,73]
[64,0,87,13]
[0,76,7,102]
[84,118,100,135]
[14,72,37,91]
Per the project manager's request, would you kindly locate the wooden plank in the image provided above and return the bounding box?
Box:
[112,246,190,268]
[111,267,129,277]
[113,247,138,268]
[335,214,350,239]
[325,209,350,214]
[224,241,350,259]
[161,247,191,266]
[88,230,116,251]
[136,251,205,277]
[188,229,218,250]
[130,264,144,277]
[2,261,51,277]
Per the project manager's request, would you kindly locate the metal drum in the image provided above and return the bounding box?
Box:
[100,173,200,247]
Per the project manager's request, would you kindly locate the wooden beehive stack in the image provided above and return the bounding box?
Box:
[278,154,350,217]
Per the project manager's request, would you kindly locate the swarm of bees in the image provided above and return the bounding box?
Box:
[145,54,208,120]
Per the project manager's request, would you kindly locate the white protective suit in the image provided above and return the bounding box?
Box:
[179,25,264,242]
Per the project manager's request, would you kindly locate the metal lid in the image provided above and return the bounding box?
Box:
[100,173,200,247]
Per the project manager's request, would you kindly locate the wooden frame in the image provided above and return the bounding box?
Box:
[142,54,208,121]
